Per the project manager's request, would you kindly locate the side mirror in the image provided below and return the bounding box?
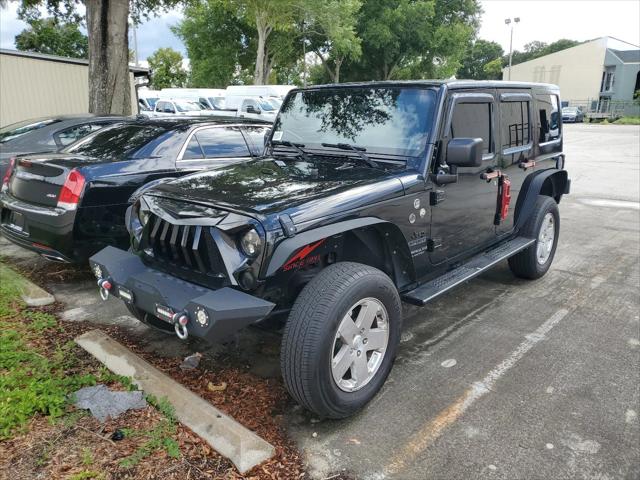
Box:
[246,105,260,114]
[446,138,483,167]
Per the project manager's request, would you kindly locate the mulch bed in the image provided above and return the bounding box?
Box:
[0,297,308,479]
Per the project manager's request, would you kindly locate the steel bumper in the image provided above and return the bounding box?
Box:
[89,246,276,342]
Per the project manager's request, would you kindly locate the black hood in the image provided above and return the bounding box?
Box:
[148,158,405,219]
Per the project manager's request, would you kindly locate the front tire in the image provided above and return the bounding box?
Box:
[509,195,560,279]
[281,262,402,418]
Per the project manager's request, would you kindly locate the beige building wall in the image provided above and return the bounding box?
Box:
[504,38,608,102]
[0,52,139,126]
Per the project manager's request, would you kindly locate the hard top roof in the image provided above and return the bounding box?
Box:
[293,79,560,92]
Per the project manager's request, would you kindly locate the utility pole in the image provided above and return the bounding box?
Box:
[505,17,520,80]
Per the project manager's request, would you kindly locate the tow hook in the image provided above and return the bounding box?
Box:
[98,278,112,300]
[173,312,189,340]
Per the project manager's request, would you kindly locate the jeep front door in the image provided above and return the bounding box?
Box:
[429,91,499,264]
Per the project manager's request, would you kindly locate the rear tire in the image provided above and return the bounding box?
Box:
[509,195,559,279]
[281,262,402,418]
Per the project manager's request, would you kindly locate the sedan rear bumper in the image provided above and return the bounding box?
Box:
[89,246,276,343]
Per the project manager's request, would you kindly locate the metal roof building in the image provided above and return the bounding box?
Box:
[0,49,149,126]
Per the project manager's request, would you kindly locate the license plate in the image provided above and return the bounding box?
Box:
[7,211,24,231]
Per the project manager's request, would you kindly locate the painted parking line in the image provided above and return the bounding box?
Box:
[384,308,570,477]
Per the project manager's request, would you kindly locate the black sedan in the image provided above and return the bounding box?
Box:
[0,117,270,262]
[0,115,129,180]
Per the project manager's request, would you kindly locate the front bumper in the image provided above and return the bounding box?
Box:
[89,246,276,343]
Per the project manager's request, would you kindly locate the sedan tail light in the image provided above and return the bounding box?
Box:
[1,157,16,192]
[57,169,86,210]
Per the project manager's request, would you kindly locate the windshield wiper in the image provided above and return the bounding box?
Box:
[320,142,380,169]
[270,140,309,160]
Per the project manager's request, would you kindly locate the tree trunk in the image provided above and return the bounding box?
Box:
[315,49,336,83]
[85,0,131,115]
[334,57,343,83]
[254,12,272,85]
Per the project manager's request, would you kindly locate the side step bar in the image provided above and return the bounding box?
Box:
[402,236,535,306]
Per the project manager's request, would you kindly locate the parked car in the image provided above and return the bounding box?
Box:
[0,117,271,262]
[0,115,128,180]
[138,89,161,111]
[151,99,213,117]
[225,84,295,109]
[562,106,584,123]
[90,81,569,418]
[159,88,227,110]
[237,97,280,121]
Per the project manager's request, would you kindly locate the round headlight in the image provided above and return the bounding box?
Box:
[138,207,150,226]
[240,228,262,257]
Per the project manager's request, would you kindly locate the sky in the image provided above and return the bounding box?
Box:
[0,0,639,63]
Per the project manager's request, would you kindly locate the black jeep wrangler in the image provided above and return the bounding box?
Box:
[90,81,569,418]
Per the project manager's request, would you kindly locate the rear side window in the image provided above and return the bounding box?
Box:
[500,101,531,150]
[191,127,250,158]
[450,102,492,154]
[182,136,204,159]
[536,94,561,143]
[57,123,106,146]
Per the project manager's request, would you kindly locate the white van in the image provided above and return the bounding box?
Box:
[236,97,280,121]
[159,88,227,110]
[225,85,295,110]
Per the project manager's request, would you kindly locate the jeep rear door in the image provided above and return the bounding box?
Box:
[428,89,499,264]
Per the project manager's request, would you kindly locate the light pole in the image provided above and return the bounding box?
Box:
[505,17,520,80]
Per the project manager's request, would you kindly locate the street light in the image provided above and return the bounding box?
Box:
[505,17,520,81]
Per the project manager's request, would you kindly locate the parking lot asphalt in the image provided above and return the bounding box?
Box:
[1,123,638,479]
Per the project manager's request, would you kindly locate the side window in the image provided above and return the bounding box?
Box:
[57,123,104,146]
[193,127,250,158]
[449,102,492,154]
[182,135,204,159]
[536,94,561,143]
[500,101,531,151]
[241,126,270,155]
[155,101,165,112]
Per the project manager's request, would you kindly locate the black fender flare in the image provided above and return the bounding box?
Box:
[263,217,414,282]
[514,168,569,231]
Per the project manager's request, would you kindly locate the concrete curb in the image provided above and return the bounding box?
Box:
[75,329,275,474]
[0,264,55,306]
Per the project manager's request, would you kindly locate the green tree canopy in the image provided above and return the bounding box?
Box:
[147,47,188,89]
[510,38,581,66]
[457,39,503,80]
[15,16,88,59]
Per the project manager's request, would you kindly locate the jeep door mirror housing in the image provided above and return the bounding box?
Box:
[446,138,483,167]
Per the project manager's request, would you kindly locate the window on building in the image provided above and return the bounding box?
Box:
[536,94,560,143]
[193,127,250,158]
[449,102,493,154]
[604,72,615,91]
[501,101,530,150]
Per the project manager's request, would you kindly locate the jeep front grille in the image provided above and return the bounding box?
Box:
[145,213,227,279]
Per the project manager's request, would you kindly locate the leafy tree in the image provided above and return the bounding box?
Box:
[173,0,254,87]
[305,0,362,83]
[457,39,503,80]
[18,0,182,115]
[15,17,88,59]
[338,0,481,82]
[147,47,187,89]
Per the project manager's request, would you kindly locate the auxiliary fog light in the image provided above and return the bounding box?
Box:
[92,264,103,279]
[118,286,134,303]
[195,306,210,327]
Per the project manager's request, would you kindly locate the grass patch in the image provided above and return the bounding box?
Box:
[612,116,640,125]
[0,264,96,439]
[119,394,180,468]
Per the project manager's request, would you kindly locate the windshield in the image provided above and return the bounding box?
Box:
[563,107,578,113]
[63,124,172,160]
[0,118,60,143]
[175,101,202,112]
[146,97,159,108]
[273,87,436,162]
[209,97,226,109]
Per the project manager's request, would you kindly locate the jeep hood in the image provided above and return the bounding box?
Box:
[149,158,405,219]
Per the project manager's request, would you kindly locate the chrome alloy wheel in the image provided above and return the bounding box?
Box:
[536,212,555,265]
[330,297,389,392]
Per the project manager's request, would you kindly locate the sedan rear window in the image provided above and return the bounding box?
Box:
[0,118,60,143]
[64,124,172,160]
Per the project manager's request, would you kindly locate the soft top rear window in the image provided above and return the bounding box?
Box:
[63,124,173,160]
